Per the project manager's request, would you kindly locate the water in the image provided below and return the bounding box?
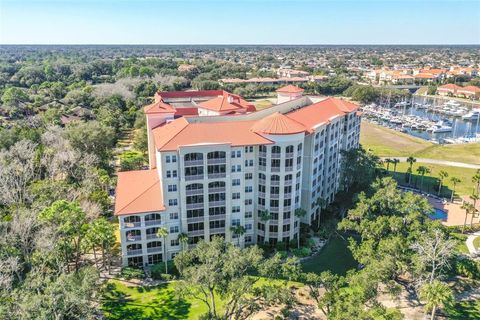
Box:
[429,208,448,221]
[369,96,480,142]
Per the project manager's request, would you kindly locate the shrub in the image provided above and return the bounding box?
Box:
[454,257,480,279]
[292,247,311,258]
[120,267,145,280]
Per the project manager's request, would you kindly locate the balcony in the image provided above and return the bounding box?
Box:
[184,160,204,167]
[270,193,279,199]
[270,207,279,213]
[283,219,292,225]
[124,222,141,228]
[284,180,293,186]
[258,179,266,185]
[271,167,281,172]
[208,187,226,193]
[284,205,292,211]
[270,180,280,186]
[209,214,226,221]
[269,232,278,237]
[285,166,293,172]
[145,219,162,226]
[259,151,266,157]
[126,235,141,242]
[258,166,266,171]
[186,203,204,210]
[210,227,225,234]
[271,153,281,159]
[207,158,226,165]
[147,247,162,254]
[188,229,204,236]
[209,200,226,207]
[208,173,226,179]
[285,152,294,158]
[126,249,143,256]
[258,192,265,198]
[187,216,204,223]
[186,189,203,196]
[146,234,160,240]
[297,164,302,170]
[284,193,292,199]
[185,174,204,181]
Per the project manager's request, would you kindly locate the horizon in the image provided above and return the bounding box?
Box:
[1,0,479,45]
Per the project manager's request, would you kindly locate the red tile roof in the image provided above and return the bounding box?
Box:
[198,93,246,112]
[251,112,306,135]
[114,169,165,216]
[144,100,177,115]
[152,118,273,151]
[287,97,358,132]
[438,84,461,91]
[276,85,304,94]
[457,85,480,93]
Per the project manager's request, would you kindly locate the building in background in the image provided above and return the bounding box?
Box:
[114,87,361,267]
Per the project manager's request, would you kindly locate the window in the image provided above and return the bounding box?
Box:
[245,211,253,218]
[232,179,241,186]
[245,186,253,193]
[166,156,171,163]
[269,225,278,232]
[231,151,236,158]
[209,207,226,216]
[258,157,266,166]
[168,199,178,206]
[258,184,266,193]
[232,219,240,226]
[283,224,290,232]
[245,199,253,205]
[237,165,241,172]
[172,170,177,178]
[259,145,267,152]
[184,153,203,162]
[232,192,240,199]
[271,146,281,155]
[245,235,252,243]
[284,199,292,206]
[210,220,225,229]
[258,198,265,206]
[297,143,303,152]
[170,226,179,233]
[245,223,253,230]
[171,239,180,246]
[258,223,265,231]
[285,158,293,167]
[284,185,292,193]
[245,173,253,180]
[286,145,294,153]
[187,209,204,218]
[232,206,240,213]
[188,222,204,232]
[283,211,291,219]
[168,185,177,192]
[270,199,279,208]
[166,171,171,178]
[172,155,177,163]
[237,150,241,157]
[170,212,179,220]
[271,159,280,168]
[270,186,279,194]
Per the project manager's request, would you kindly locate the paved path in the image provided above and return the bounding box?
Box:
[381,157,480,169]
[466,231,480,258]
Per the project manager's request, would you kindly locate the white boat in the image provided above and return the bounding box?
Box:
[427,124,453,133]
[462,109,480,120]
[444,99,461,107]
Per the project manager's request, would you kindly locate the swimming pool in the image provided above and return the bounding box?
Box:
[429,208,448,221]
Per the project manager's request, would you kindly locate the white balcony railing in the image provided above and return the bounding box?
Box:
[146,234,160,240]
[208,187,226,193]
[124,222,141,228]
[271,167,281,172]
[185,174,204,181]
[208,173,226,179]
[147,247,162,253]
[187,216,204,223]
[209,200,226,207]
[207,158,226,165]
[126,235,141,242]
[209,214,226,221]
[145,219,162,226]
[186,203,204,210]
[184,160,204,167]
[186,189,203,196]
[126,249,143,256]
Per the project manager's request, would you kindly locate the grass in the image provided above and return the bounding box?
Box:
[253,99,274,111]
[474,236,480,250]
[101,279,224,320]
[444,299,480,320]
[301,235,357,276]
[384,162,477,197]
[360,121,480,164]
[451,233,469,254]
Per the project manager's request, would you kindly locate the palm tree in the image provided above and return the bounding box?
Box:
[385,158,392,171]
[392,158,400,173]
[315,197,327,229]
[472,169,480,195]
[259,209,271,243]
[437,170,449,196]
[416,166,430,191]
[294,208,307,249]
[469,193,479,227]
[461,202,474,233]
[449,177,461,202]
[177,232,189,252]
[230,225,246,246]
[419,280,453,320]
[156,227,169,274]
[407,156,416,185]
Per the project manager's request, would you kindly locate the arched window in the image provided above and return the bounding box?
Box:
[147,241,162,248]
[127,243,142,251]
[208,181,225,189]
[271,146,281,154]
[286,145,294,153]
[186,183,203,191]
[124,215,140,224]
[207,151,226,159]
[145,213,161,222]
[271,175,280,183]
[285,174,293,182]
[258,173,266,180]
[297,143,303,152]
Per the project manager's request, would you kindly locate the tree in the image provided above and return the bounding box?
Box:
[449,177,461,202]
[85,218,116,272]
[294,208,307,248]
[174,237,293,319]
[391,158,400,173]
[1,87,30,116]
[437,170,449,196]
[461,202,474,233]
[416,165,430,190]
[177,232,189,252]
[407,156,416,185]
[315,197,327,229]
[472,169,480,195]
[258,209,271,243]
[469,193,479,227]
[230,225,246,246]
[385,158,392,171]
[119,150,146,171]
[419,280,453,320]
[156,227,169,274]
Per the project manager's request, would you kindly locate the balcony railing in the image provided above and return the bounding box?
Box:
[186,203,204,210]
[210,227,225,234]
[146,234,160,240]
[271,167,281,172]
[271,153,281,159]
[207,158,226,165]
[258,166,266,171]
[209,214,226,221]
[269,231,278,237]
[270,180,280,186]
[284,193,292,198]
[284,180,293,186]
[184,160,204,167]
[208,187,226,193]
[270,207,279,212]
[208,173,226,179]
[124,222,141,228]
[126,235,141,241]
[126,249,143,256]
[147,247,162,253]
[285,166,293,172]
[259,151,266,157]
[285,152,294,158]
[188,229,204,236]
[209,200,226,207]
[187,216,204,223]
[258,179,266,185]
[185,174,204,181]
[270,193,279,199]
[186,189,203,196]
[258,192,265,198]
[284,205,292,211]
[145,219,162,226]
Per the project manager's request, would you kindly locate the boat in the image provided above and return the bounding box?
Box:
[462,109,480,120]
[443,100,461,108]
[427,123,453,133]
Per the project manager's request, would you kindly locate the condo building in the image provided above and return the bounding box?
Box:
[114,87,361,267]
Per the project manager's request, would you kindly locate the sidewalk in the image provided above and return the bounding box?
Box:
[465,231,480,258]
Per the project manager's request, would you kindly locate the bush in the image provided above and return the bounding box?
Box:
[120,267,145,280]
[292,247,311,258]
[454,257,480,279]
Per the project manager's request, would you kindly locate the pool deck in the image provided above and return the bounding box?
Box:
[428,197,480,227]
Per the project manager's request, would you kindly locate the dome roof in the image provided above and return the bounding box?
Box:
[251,112,306,135]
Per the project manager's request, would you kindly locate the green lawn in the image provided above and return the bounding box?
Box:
[384,162,477,197]
[474,236,480,250]
[102,279,223,320]
[451,233,469,254]
[360,121,480,164]
[445,299,480,320]
[301,235,357,276]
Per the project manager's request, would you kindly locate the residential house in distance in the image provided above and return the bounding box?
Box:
[114,86,361,267]
[437,84,480,100]
[277,68,310,78]
[437,84,461,96]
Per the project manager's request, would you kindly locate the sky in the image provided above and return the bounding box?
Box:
[0,0,479,45]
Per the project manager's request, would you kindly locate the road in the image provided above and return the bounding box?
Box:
[380,157,480,169]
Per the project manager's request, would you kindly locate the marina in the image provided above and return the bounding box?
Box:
[362,96,480,144]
